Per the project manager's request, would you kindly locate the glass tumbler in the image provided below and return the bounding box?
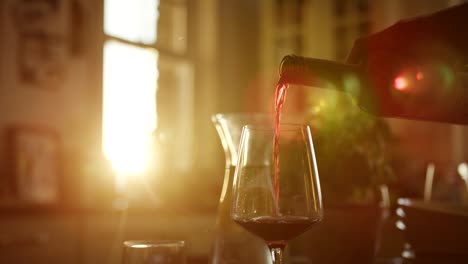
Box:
[122,240,186,264]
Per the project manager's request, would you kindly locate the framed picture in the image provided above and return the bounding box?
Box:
[8,127,61,204]
[10,0,69,87]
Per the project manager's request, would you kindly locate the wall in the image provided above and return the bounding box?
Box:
[217,0,261,113]
[0,0,105,205]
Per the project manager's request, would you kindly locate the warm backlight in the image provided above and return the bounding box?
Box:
[104,0,159,44]
[102,41,158,176]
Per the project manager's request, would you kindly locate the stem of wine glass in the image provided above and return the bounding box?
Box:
[269,246,284,264]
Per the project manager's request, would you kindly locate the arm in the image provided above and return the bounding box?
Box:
[347,2,468,68]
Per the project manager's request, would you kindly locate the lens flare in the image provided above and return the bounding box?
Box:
[416,71,424,80]
[393,76,408,91]
[438,65,455,91]
[343,74,360,96]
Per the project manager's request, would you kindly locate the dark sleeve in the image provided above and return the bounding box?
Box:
[423,2,468,59]
[347,3,468,67]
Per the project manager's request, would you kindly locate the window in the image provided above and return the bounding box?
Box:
[333,0,371,60]
[102,0,192,184]
[273,0,307,64]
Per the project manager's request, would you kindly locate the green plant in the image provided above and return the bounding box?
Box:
[308,99,394,204]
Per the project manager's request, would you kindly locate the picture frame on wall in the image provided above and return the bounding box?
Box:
[8,126,61,204]
[10,0,69,88]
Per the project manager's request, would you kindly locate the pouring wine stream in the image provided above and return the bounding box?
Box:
[230,80,323,264]
[273,81,289,215]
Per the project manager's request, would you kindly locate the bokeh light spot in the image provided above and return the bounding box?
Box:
[416,71,424,80]
[393,76,408,91]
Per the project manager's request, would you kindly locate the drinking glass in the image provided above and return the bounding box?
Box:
[231,124,323,264]
[122,240,186,264]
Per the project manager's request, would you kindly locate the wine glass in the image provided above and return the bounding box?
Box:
[231,124,323,264]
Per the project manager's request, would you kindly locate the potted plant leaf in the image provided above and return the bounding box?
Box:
[287,97,395,264]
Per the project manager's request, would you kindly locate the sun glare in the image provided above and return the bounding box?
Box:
[104,0,158,44]
[102,40,158,176]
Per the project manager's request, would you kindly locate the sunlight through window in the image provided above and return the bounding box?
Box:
[104,0,159,44]
[102,41,158,176]
[102,0,159,178]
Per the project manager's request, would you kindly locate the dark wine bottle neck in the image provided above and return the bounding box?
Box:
[279,55,468,125]
[279,55,363,93]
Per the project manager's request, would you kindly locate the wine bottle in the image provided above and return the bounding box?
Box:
[279,54,468,125]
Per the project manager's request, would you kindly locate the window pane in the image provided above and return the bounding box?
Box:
[157,2,187,53]
[157,56,193,172]
[102,40,158,175]
[104,0,159,44]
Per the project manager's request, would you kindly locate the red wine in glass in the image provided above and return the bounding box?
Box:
[232,92,322,264]
[234,216,320,247]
